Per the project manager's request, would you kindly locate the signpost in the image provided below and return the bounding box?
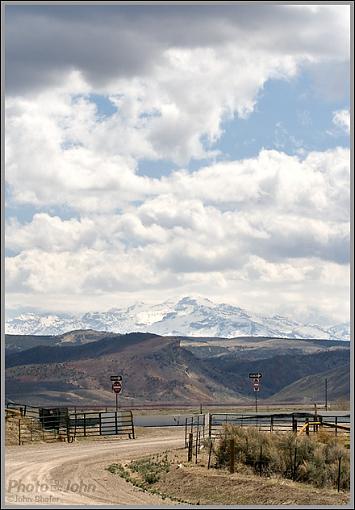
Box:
[249,373,262,413]
[110,376,122,411]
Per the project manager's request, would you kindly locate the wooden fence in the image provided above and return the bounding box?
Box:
[207,412,350,437]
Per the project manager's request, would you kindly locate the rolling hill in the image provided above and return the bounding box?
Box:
[5,330,350,406]
[5,332,246,405]
[270,365,350,403]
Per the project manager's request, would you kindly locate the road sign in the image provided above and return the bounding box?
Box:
[110,375,122,382]
[253,386,260,392]
[112,381,122,394]
[249,372,262,379]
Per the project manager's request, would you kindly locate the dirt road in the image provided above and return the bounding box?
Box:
[5,428,184,506]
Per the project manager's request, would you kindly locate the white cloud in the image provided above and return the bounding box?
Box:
[332,109,350,134]
[6,5,350,94]
[4,4,350,324]
[5,145,350,323]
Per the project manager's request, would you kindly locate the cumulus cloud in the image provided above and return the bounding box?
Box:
[5,146,350,311]
[5,4,350,166]
[5,5,350,94]
[4,4,351,323]
[332,109,350,134]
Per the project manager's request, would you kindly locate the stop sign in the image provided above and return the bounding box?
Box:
[112,381,122,394]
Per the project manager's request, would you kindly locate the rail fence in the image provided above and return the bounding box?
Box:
[6,402,135,444]
[183,412,350,474]
[207,412,350,438]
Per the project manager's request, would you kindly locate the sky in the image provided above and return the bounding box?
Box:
[4,3,351,325]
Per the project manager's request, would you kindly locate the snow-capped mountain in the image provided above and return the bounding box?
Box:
[5,296,350,340]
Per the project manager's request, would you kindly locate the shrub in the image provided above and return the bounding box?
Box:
[130,454,170,485]
[215,425,350,490]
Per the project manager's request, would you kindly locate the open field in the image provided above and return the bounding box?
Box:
[109,434,351,506]
[5,402,352,507]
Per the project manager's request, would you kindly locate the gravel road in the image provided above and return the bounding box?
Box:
[5,428,184,506]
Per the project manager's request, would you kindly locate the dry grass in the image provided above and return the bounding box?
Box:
[5,409,65,445]
[214,425,350,491]
[108,447,350,506]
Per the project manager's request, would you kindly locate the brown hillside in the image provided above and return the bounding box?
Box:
[6,335,247,405]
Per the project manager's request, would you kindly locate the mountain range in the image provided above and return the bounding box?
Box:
[5,296,350,340]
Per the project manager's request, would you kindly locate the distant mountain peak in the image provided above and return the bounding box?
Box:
[5,297,350,341]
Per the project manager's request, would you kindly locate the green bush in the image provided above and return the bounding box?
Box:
[130,454,170,485]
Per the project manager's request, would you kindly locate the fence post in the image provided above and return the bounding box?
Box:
[305,418,309,436]
[270,415,274,433]
[66,410,70,443]
[208,439,213,470]
[335,416,338,437]
[208,413,212,438]
[188,433,193,462]
[195,431,199,464]
[74,411,77,439]
[84,413,87,437]
[131,411,135,439]
[18,419,21,445]
[184,418,188,447]
[259,445,263,476]
[99,412,102,436]
[229,438,235,474]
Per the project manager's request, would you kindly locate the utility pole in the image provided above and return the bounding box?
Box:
[325,378,328,411]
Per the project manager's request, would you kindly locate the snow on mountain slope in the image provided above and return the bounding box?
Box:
[5,296,350,341]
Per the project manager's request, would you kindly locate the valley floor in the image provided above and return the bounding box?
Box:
[130,448,350,506]
[4,426,351,507]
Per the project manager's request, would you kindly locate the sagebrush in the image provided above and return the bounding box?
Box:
[215,425,350,490]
